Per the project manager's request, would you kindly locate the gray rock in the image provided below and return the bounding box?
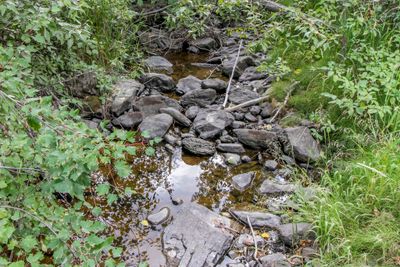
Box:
[234,129,279,150]
[139,73,175,93]
[111,80,143,116]
[190,37,217,51]
[185,106,200,120]
[235,233,265,248]
[144,56,173,74]
[232,121,246,129]
[83,119,99,129]
[163,203,234,267]
[234,112,245,121]
[187,46,200,54]
[147,207,171,225]
[222,56,256,78]
[182,138,216,156]
[281,155,296,165]
[238,66,268,82]
[133,95,182,118]
[160,107,192,127]
[181,89,217,107]
[219,135,237,143]
[277,223,313,246]
[260,253,290,267]
[229,88,260,104]
[232,172,254,191]
[139,28,183,52]
[284,127,321,162]
[229,210,281,229]
[164,134,179,146]
[249,106,261,115]
[244,112,258,122]
[65,72,98,98]
[217,143,245,154]
[201,79,227,92]
[241,155,252,163]
[264,160,278,171]
[138,113,173,139]
[258,180,296,194]
[193,110,234,139]
[224,153,241,165]
[165,144,175,154]
[261,104,274,118]
[176,75,202,95]
[112,111,143,129]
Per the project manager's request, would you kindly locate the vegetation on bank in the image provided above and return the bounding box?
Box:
[0,0,399,266]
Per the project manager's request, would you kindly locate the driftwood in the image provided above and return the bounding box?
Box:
[225,94,271,112]
[222,39,243,108]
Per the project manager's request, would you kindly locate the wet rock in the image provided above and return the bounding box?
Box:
[176,75,202,95]
[230,210,281,229]
[235,233,265,248]
[217,143,245,154]
[133,95,182,118]
[219,135,237,143]
[261,104,274,118]
[65,72,98,98]
[163,203,234,267]
[182,138,216,156]
[144,56,173,74]
[264,160,278,171]
[185,106,200,120]
[277,223,313,246]
[229,88,260,104]
[238,66,268,82]
[224,153,241,165]
[147,207,171,225]
[139,73,175,93]
[138,113,173,139]
[260,253,290,267]
[111,80,143,116]
[190,37,217,51]
[181,89,217,107]
[160,107,192,127]
[241,155,252,163]
[112,111,143,129]
[244,112,258,122]
[193,110,234,139]
[232,121,246,129]
[249,106,261,115]
[231,172,254,191]
[201,79,227,92]
[222,56,256,78]
[258,180,296,194]
[284,126,321,162]
[233,129,279,150]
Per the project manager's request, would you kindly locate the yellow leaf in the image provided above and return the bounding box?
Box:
[261,232,270,239]
[294,69,302,75]
[140,220,149,227]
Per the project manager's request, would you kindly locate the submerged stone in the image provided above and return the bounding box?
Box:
[231,172,254,191]
[147,207,171,225]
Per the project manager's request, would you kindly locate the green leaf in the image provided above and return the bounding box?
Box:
[92,207,102,217]
[124,187,136,197]
[112,247,123,258]
[0,181,7,189]
[107,194,118,205]
[9,261,24,267]
[138,262,148,267]
[145,147,155,156]
[33,34,46,44]
[27,115,41,131]
[114,160,130,178]
[96,183,110,196]
[141,131,150,138]
[21,235,38,252]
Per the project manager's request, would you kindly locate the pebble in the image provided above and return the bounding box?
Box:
[147,207,171,225]
[264,160,278,171]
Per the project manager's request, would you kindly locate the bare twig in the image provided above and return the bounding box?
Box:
[246,215,260,263]
[225,94,271,112]
[269,81,299,122]
[222,39,243,108]
[135,5,172,17]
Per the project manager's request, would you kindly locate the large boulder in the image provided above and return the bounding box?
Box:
[233,129,279,150]
[176,75,202,95]
[138,113,173,139]
[192,110,234,139]
[139,73,175,93]
[284,127,321,162]
[111,80,143,116]
[144,56,173,74]
[65,72,98,98]
[229,210,281,229]
[229,88,260,104]
[181,89,217,107]
[133,95,182,118]
[160,107,191,127]
[111,111,143,129]
[182,138,216,156]
[222,56,256,78]
[163,203,234,267]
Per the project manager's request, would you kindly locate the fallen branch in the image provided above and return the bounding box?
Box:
[269,81,299,123]
[135,5,171,17]
[225,94,271,112]
[222,39,243,108]
[246,215,260,263]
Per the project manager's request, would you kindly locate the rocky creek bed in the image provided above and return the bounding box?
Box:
[78,29,321,267]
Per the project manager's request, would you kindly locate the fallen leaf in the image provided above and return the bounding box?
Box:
[261,232,270,239]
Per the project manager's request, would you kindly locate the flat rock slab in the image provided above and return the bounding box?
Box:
[229,88,260,105]
[160,107,192,127]
[144,56,173,74]
[112,111,143,129]
[139,73,175,93]
[181,89,217,107]
[232,172,254,191]
[217,143,245,154]
[133,95,182,118]
[111,80,144,116]
[193,110,234,139]
[163,203,234,267]
[233,129,279,150]
[202,78,227,92]
[258,179,296,194]
[284,126,321,162]
[176,75,202,95]
[229,210,281,229]
[182,138,216,156]
[138,113,173,139]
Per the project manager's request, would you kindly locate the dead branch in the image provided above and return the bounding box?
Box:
[225,94,271,112]
[222,39,243,108]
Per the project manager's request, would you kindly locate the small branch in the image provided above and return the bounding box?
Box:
[246,215,260,263]
[269,81,299,123]
[222,39,243,108]
[225,94,271,112]
[136,5,171,17]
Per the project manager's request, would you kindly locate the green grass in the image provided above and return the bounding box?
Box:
[300,138,400,266]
